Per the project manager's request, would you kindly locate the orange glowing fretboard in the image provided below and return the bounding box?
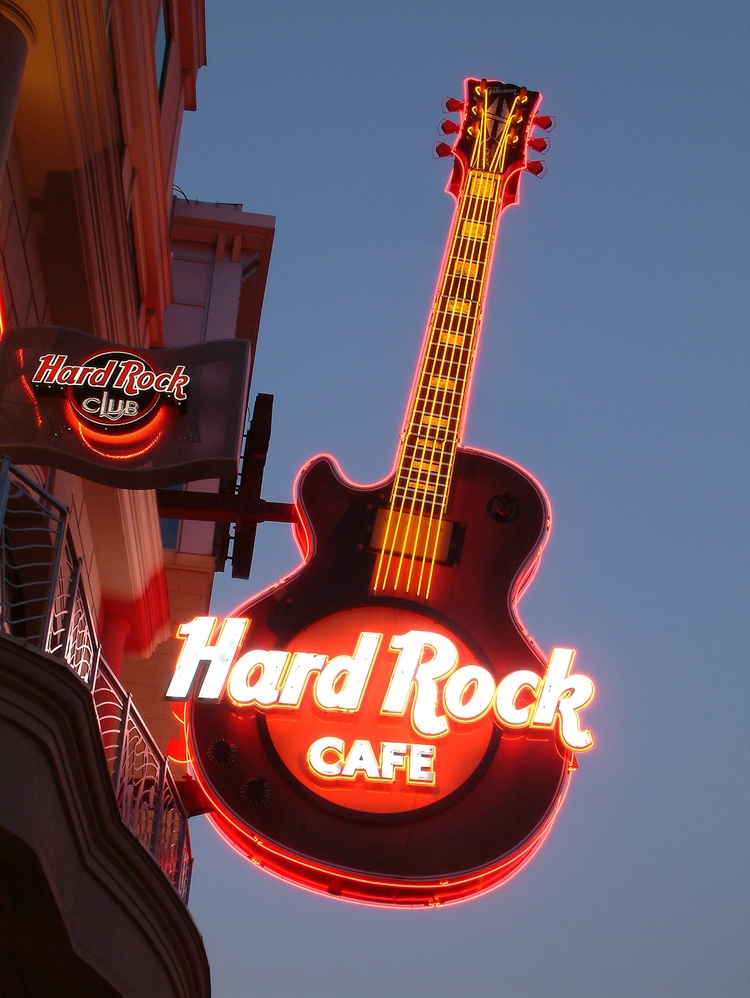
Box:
[372,168,506,598]
[372,86,533,599]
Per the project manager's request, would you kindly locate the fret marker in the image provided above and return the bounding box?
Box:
[439,332,465,345]
[445,300,472,315]
[429,376,457,390]
[413,461,442,474]
[453,261,479,278]
[469,175,496,198]
[461,221,487,239]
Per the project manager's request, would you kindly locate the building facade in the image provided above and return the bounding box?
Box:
[0,2,274,994]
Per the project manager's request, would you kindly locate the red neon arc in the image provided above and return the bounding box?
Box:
[171,77,594,906]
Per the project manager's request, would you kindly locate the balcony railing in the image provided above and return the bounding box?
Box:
[0,457,192,902]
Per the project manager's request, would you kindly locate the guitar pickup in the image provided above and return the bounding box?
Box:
[369,508,466,568]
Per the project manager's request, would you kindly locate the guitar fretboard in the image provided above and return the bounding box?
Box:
[394,170,501,511]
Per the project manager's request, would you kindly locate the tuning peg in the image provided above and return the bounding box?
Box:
[533,115,556,131]
[439,119,460,135]
[433,142,454,159]
[525,160,546,177]
[443,97,465,114]
[528,136,550,153]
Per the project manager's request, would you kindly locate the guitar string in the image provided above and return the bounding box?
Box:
[371,161,489,591]
[417,170,502,597]
[409,171,498,594]
[386,171,489,592]
[373,93,519,596]
[404,95,517,595]
[387,170,495,596]
[375,144,502,592]
[417,95,519,596]
[418,91,519,489]
[372,179,481,594]
[404,181,484,594]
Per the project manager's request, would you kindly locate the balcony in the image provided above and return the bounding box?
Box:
[0,457,210,995]
[0,457,192,900]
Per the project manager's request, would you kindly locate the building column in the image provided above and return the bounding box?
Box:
[100,611,132,677]
[0,4,34,176]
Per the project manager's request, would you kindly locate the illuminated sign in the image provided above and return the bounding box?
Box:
[0,325,251,487]
[168,603,594,904]
[166,78,595,906]
[31,350,190,460]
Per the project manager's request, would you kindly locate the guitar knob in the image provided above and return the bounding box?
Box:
[525,160,546,176]
[433,142,454,159]
[443,97,465,113]
[533,114,556,131]
[488,493,520,523]
[439,119,460,135]
[528,136,550,153]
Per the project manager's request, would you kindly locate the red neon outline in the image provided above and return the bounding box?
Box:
[64,399,167,460]
[16,350,43,428]
[185,711,571,906]
[179,663,575,904]
[171,82,593,903]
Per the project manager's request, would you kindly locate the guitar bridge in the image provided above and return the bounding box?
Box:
[369,507,466,568]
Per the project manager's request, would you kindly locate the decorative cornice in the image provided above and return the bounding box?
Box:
[0,1,37,50]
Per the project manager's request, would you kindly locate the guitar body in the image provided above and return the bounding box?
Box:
[276,448,550,667]
[189,449,572,904]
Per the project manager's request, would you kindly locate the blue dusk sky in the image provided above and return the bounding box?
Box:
[173,3,749,996]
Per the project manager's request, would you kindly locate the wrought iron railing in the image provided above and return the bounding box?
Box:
[0,458,192,902]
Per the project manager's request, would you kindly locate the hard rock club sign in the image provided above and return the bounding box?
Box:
[31,349,190,457]
[0,325,251,488]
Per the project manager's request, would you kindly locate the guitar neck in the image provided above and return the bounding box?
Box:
[393,169,503,513]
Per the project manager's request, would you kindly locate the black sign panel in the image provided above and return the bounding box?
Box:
[0,326,251,488]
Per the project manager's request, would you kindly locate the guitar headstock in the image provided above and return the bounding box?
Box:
[436,79,551,208]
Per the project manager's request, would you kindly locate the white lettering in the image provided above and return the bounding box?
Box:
[308,736,344,777]
[308,738,437,784]
[382,631,457,737]
[314,632,381,711]
[165,622,596,754]
[443,664,495,721]
[379,741,407,780]
[341,738,381,779]
[278,651,325,706]
[227,649,289,706]
[532,648,595,750]
[408,744,436,784]
[494,669,542,727]
[166,616,249,700]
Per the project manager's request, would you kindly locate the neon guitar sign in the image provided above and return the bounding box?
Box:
[169,78,595,905]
